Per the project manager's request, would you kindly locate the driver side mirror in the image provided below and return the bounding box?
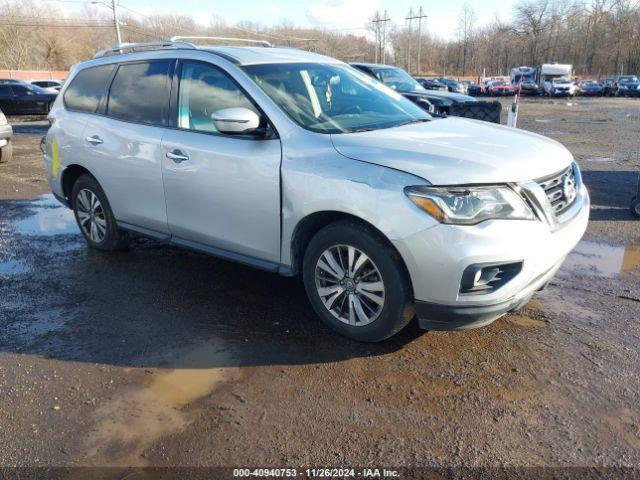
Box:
[211,107,260,135]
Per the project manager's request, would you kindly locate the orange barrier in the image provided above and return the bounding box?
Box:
[0,70,68,81]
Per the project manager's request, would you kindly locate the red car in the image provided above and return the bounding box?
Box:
[486,81,516,96]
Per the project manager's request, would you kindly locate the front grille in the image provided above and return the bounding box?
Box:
[537,165,577,216]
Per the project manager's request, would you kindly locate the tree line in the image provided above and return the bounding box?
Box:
[0,0,638,77]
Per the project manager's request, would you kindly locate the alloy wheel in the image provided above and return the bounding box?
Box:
[76,188,107,243]
[314,245,385,326]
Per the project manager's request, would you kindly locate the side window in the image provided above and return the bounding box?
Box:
[178,61,257,134]
[107,61,173,126]
[0,85,13,95]
[11,85,28,95]
[64,64,115,113]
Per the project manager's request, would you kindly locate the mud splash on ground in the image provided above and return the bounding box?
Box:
[83,338,241,466]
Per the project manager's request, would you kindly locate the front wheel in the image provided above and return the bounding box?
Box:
[71,174,129,251]
[303,221,414,342]
[631,196,640,218]
[0,140,12,164]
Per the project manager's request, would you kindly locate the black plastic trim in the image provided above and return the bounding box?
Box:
[415,294,533,331]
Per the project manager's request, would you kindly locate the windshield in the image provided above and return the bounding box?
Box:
[243,63,431,134]
[581,81,598,86]
[553,78,570,84]
[372,67,428,94]
[491,81,508,86]
[619,76,639,84]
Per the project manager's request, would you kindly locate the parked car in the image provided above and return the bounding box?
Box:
[415,78,448,91]
[434,77,467,94]
[44,40,589,341]
[485,81,517,96]
[461,80,483,96]
[0,108,13,163]
[31,80,64,93]
[615,75,640,97]
[544,77,577,97]
[0,82,58,114]
[576,80,604,96]
[603,77,617,96]
[350,63,478,117]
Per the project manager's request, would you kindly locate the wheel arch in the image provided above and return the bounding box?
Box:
[289,210,414,297]
[61,164,93,203]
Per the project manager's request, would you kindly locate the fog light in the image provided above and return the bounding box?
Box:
[460,262,523,295]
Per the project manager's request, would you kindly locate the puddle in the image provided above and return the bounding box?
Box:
[14,195,79,236]
[3,308,70,346]
[562,240,640,277]
[84,338,240,465]
[0,259,29,277]
[535,119,552,123]
[582,157,615,163]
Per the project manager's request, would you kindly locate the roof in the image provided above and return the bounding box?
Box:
[201,46,342,66]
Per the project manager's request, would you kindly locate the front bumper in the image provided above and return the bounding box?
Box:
[0,123,13,141]
[393,183,590,330]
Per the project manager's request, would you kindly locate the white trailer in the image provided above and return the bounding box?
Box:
[536,63,573,95]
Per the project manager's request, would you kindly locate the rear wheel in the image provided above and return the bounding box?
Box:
[303,220,414,342]
[71,174,129,251]
[0,140,12,164]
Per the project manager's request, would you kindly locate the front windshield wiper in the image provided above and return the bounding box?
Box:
[393,118,431,128]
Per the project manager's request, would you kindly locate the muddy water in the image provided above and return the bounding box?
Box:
[84,338,241,466]
[563,239,640,277]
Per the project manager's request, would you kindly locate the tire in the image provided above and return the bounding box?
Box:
[0,140,12,164]
[631,197,640,218]
[71,174,129,251]
[302,220,414,342]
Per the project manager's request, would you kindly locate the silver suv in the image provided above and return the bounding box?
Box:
[44,38,589,341]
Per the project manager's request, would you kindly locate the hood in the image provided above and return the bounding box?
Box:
[413,90,477,103]
[330,117,574,185]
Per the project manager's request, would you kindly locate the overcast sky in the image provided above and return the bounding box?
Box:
[57,0,516,40]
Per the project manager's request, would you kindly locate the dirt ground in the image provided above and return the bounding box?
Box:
[0,98,639,477]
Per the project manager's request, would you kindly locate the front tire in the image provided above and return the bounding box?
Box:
[0,140,12,164]
[631,197,640,218]
[71,174,129,251]
[303,220,414,342]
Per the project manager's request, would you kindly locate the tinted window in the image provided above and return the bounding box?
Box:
[107,61,173,126]
[0,85,13,95]
[64,65,115,113]
[178,61,256,134]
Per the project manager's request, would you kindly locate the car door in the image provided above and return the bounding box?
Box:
[161,60,282,265]
[82,60,175,235]
[0,85,17,114]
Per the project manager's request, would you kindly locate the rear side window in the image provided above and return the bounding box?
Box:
[64,64,115,113]
[107,61,173,126]
[0,85,13,95]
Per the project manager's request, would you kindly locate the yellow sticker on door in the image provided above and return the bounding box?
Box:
[51,139,60,178]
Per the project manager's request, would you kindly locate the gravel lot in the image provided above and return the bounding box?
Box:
[0,98,639,476]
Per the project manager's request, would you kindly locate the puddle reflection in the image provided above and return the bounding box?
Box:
[563,240,640,277]
[14,194,79,237]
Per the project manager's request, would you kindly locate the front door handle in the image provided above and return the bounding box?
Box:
[85,135,103,146]
[166,149,189,163]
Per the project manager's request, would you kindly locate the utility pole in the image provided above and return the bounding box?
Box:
[406,8,413,73]
[371,11,390,64]
[91,0,122,46]
[407,7,427,75]
[112,0,122,47]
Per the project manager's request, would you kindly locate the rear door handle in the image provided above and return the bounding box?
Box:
[85,135,103,145]
[166,149,189,163]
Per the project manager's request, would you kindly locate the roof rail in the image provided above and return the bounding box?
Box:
[93,40,196,59]
[169,36,273,48]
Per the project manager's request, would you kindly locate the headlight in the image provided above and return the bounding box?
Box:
[404,185,535,225]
